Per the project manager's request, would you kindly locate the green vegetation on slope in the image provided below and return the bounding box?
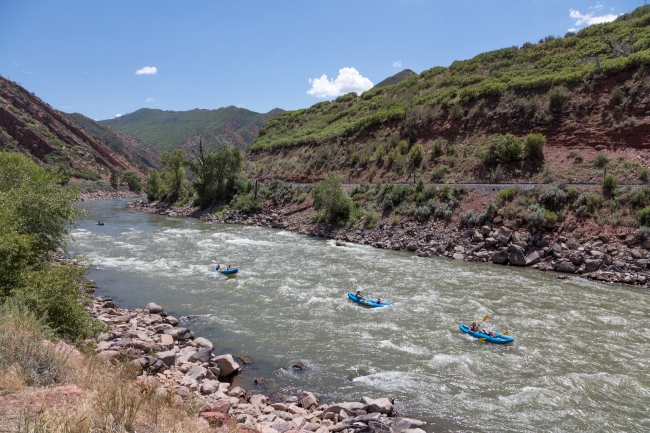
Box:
[250,6,650,152]
[101,106,284,151]
[0,153,103,340]
[374,69,417,89]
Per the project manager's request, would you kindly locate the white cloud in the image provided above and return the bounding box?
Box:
[392,60,402,68]
[22,70,33,74]
[307,67,374,98]
[115,114,122,118]
[145,97,155,102]
[569,9,618,27]
[593,2,604,10]
[135,66,157,75]
[567,28,577,32]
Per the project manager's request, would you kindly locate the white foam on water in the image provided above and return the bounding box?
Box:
[377,339,430,355]
[352,370,420,392]
[71,229,91,237]
[162,228,201,236]
[225,238,273,247]
[274,230,297,237]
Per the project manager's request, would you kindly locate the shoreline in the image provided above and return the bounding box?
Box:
[89,295,430,433]
[126,198,650,289]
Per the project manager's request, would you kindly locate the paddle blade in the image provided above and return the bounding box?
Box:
[502,331,508,336]
[477,338,486,342]
[482,314,489,322]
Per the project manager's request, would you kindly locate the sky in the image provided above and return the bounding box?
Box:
[0,0,642,120]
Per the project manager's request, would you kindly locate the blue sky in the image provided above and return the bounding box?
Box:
[0,1,641,120]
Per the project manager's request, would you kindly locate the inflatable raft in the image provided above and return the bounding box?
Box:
[459,324,514,344]
[347,292,392,308]
[213,268,238,275]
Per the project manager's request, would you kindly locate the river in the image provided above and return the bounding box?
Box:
[69,200,650,432]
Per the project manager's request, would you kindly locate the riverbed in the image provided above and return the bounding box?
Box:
[70,200,650,432]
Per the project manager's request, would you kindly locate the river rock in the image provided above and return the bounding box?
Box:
[335,240,346,247]
[193,337,214,349]
[163,327,192,340]
[556,261,576,273]
[145,302,164,314]
[189,347,212,363]
[498,226,512,244]
[164,316,179,326]
[643,239,650,249]
[200,379,220,395]
[406,241,418,251]
[156,350,177,367]
[275,422,299,433]
[205,400,231,414]
[491,250,508,264]
[159,334,174,349]
[186,365,207,381]
[452,253,464,260]
[299,391,318,409]
[214,354,241,377]
[472,230,484,242]
[525,252,541,266]
[97,350,121,360]
[508,250,526,266]
[631,250,644,259]
[361,397,393,415]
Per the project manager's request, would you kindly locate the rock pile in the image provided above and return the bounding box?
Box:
[91,297,426,433]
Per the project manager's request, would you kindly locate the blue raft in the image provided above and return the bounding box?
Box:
[459,324,514,345]
[212,268,238,275]
[96,222,104,226]
[347,292,392,308]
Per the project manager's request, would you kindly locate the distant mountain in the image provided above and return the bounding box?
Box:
[0,75,146,181]
[373,69,417,89]
[100,106,284,151]
[66,113,162,170]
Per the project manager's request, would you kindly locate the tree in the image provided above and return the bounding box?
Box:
[483,133,523,165]
[187,140,243,207]
[109,171,119,189]
[121,170,142,192]
[160,149,188,201]
[408,143,424,182]
[311,172,352,224]
[144,169,163,201]
[602,174,619,197]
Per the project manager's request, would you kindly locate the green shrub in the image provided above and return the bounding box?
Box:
[297,192,307,203]
[497,187,517,204]
[539,182,567,210]
[527,204,547,227]
[630,187,650,208]
[430,164,449,182]
[573,192,603,217]
[638,167,649,181]
[638,206,650,227]
[311,210,325,223]
[548,86,568,113]
[610,86,624,106]
[602,174,619,196]
[524,133,546,160]
[233,193,263,213]
[489,164,505,183]
[593,152,609,168]
[364,210,380,228]
[483,134,523,165]
[121,170,142,192]
[312,172,353,223]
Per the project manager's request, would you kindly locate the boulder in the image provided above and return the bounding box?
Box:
[524,252,540,266]
[508,250,526,266]
[204,400,231,414]
[97,350,121,360]
[159,334,174,349]
[452,253,465,260]
[156,350,177,367]
[643,239,650,249]
[164,316,179,326]
[625,236,638,246]
[145,302,163,314]
[360,397,393,415]
[568,254,584,265]
[214,354,241,377]
[556,261,576,273]
[406,242,418,251]
[194,337,214,349]
[250,394,270,407]
[299,391,318,409]
[186,365,207,382]
[200,379,220,395]
[162,327,192,340]
[274,422,299,433]
[472,231,484,243]
[598,234,611,243]
[631,250,644,259]
[491,250,508,264]
[485,237,498,246]
[323,402,367,416]
[498,226,513,244]
[189,347,212,363]
[335,240,346,247]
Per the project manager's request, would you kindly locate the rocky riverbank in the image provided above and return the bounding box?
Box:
[79,189,143,201]
[91,296,427,433]
[127,198,650,288]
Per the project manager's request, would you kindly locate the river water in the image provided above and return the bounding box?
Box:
[70,200,650,432]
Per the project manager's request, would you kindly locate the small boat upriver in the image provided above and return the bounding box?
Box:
[347,291,392,308]
[459,323,514,345]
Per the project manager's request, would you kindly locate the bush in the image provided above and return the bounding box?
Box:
[483,134,523,165]
[233,193,263,213]
[593,152,609,168]
[639,167,649,181]
[497,188,517,204]
[297,192,307,203]
[524,133,546,160]
[638,206,650,227]
[461,200,496,226]
[538,182,567,210]
[121,170,142,192]
[364,210,380,228]
[527,204,547,227]
[490,164,505,183]
[311,172,353,223]
[430,165,449,182]
[573,192,603,217]
[311,211,325,223]
[630,187,650,208]
[548,86,568,113]
[602,174,619,196]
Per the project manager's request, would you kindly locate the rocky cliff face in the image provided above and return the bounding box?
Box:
[0,76,145,180]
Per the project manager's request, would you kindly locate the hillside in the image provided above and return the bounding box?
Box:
[66,112,162,169]
[0,76,145,181]
[374,69,416,88]
[247,7,650,185]
[101,106,284,152]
